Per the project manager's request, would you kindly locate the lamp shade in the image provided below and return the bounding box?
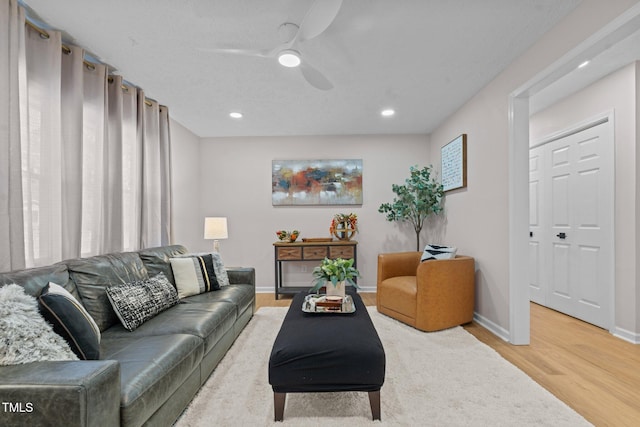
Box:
[204,217,228,240]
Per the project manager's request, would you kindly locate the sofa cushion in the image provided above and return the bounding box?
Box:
[105,273,179,331]
[0,263,77,300]
[67,252,149,331]
[102,301,237,355]
[170,255,220,298]
[100,333,203,427]
[180,284,254,317]
[38,282,101,359]
[138,244,188,287]
[421,244,457,261]
[0,284,78,365]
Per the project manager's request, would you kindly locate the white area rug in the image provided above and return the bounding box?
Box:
[176,307,591,426]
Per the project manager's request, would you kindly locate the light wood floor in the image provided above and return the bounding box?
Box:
[256,293,640,426]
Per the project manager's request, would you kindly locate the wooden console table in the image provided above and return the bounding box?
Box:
[273,240,358,299]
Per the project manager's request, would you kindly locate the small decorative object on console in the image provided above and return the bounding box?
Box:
[276,230,300,242]
[329,213,357,241]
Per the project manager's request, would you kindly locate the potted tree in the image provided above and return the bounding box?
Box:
[310,257,360,298]
[378,165,444,251]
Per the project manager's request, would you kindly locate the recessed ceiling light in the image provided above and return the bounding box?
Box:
[578,60,590,69]
[229,112,243,119]
[381,109,395,117]
[277,50,301,68]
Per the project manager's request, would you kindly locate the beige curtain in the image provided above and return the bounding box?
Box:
[0,0,25,271]
[1,1,174,269]
[21,20,64,266]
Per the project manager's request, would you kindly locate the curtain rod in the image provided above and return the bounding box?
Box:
[25,20,96,71]
[25,19,154,107]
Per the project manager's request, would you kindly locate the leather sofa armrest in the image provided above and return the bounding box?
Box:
[226,267,255,287]
[377,252,422,284]
[0,360,120,427]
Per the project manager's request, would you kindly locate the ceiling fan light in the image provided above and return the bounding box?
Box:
[381,109,395,117]
[278,50,301,67]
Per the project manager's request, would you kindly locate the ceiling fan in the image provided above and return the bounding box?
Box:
[200,0,343,90]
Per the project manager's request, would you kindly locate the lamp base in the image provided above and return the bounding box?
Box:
[213,240,220,253]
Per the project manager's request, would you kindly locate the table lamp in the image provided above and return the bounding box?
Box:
[204,217,228,252]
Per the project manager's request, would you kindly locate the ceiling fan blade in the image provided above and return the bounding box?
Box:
[196,47,273,58]
[299,62,333,90]
[298,0,343,42]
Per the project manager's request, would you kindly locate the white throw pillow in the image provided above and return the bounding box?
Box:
[421,244,457,262]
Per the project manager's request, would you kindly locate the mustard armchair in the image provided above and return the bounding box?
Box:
[376,252,475,332]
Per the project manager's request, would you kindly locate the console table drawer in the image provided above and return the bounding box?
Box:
[329,246,355,259]
[277,247,302,260]
[303,246,328,260]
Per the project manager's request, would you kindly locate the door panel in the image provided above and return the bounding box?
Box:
[528,146,544,304]
[529,121,612,329]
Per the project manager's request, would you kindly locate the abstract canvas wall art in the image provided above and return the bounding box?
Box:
[272,159,363,206]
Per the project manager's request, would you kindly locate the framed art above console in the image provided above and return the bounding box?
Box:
[272,159,363,206]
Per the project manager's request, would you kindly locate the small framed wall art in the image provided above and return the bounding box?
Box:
[441,134,467,192]
[272,159,363,206]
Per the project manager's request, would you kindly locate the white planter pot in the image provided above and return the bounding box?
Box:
[325,280,346,298]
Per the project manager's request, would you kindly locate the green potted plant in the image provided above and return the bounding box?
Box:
[378,165,444,251]
[310,257,360,297]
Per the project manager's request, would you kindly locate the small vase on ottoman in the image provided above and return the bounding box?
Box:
[325,280,346,298]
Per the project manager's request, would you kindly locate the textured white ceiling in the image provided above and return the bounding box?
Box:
[22,0,582,137]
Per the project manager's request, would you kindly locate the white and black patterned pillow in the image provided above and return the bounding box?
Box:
[105,273,178,331]
[421,244,458,262]
[170,254,221,299]
[38,282,101,360]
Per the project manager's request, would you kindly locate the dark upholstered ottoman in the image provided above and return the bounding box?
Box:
[268,291,386,421]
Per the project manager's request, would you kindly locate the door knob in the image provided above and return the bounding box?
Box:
[556,232,567,239]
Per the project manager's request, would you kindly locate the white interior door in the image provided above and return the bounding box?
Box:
[529,146,545,305]
[529,120,613,329]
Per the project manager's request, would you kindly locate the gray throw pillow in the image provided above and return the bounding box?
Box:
[0,284,78,365]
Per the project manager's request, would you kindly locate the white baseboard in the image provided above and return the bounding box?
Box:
[473,312,511,343]
[612,326,640,344]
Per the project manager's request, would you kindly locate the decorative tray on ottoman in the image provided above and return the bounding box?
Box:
[302,294,356,314]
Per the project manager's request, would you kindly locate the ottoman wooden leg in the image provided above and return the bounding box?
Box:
[274,392,286,421]
[368,390,381,420]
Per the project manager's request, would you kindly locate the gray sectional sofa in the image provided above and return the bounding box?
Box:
[0,245,256,427]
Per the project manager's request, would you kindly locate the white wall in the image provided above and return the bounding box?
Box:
[170,118,202,248]
[193,134,431,292]
[530,62,639,339]
[427,0,640,339]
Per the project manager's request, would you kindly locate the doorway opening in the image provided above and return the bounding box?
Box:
[508,4,640,344]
